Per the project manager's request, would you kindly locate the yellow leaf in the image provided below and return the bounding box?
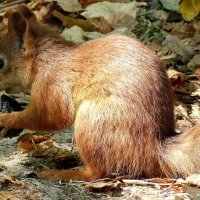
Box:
[179,0,200,21]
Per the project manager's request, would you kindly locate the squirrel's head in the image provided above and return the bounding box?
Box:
[0,5,38,94]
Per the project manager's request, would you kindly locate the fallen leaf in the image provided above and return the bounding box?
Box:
[150,10,169,21]
[18,133,74,162]
[33,2,54,23]
[46,0,82,12]
[163,35,194,60]
[81,1,138,30]
[179,0,200,21]
[61,25,136,44]
[167,69,187,89]
[159,0,179,12]
[0,175,24,189]
[61,26,85,44]
[170,22,196,38]
[187,55,200,68]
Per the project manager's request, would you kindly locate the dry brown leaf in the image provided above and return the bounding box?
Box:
[167,69,187,89]
[91,17,112,33]
[170,22,196,38]
[0,175,24,189]
[18,133,74,162]
[19,132,54,143]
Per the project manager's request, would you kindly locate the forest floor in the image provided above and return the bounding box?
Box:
[0,126,199,200]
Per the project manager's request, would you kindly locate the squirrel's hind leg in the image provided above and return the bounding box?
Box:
[38,167,96,181]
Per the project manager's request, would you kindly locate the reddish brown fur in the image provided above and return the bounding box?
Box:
[0,5,200,181]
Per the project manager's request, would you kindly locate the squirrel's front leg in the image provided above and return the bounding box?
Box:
[0,99,73,137]
[0,86,74,137]
[0,110,36,137]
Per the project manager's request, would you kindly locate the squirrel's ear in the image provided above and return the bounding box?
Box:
[16,5,36,21]
[7,11,36,52]
[8,12,26,40]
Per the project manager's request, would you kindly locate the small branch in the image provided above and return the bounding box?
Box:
[0,0,26,13]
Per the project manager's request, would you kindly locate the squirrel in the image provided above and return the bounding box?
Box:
[0,5,200,181]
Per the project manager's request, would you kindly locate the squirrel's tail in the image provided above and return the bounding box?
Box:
[160,124,200,177]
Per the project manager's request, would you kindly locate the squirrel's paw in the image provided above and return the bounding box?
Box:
[0,113,11,137]
[0,127,9,137]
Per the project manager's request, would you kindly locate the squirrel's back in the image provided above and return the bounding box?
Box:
[23,33,175,178]
[64,35,176,178]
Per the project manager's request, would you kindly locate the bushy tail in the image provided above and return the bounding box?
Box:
[160,124,200,177]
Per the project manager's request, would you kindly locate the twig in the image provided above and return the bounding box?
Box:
[0,0,26,12]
